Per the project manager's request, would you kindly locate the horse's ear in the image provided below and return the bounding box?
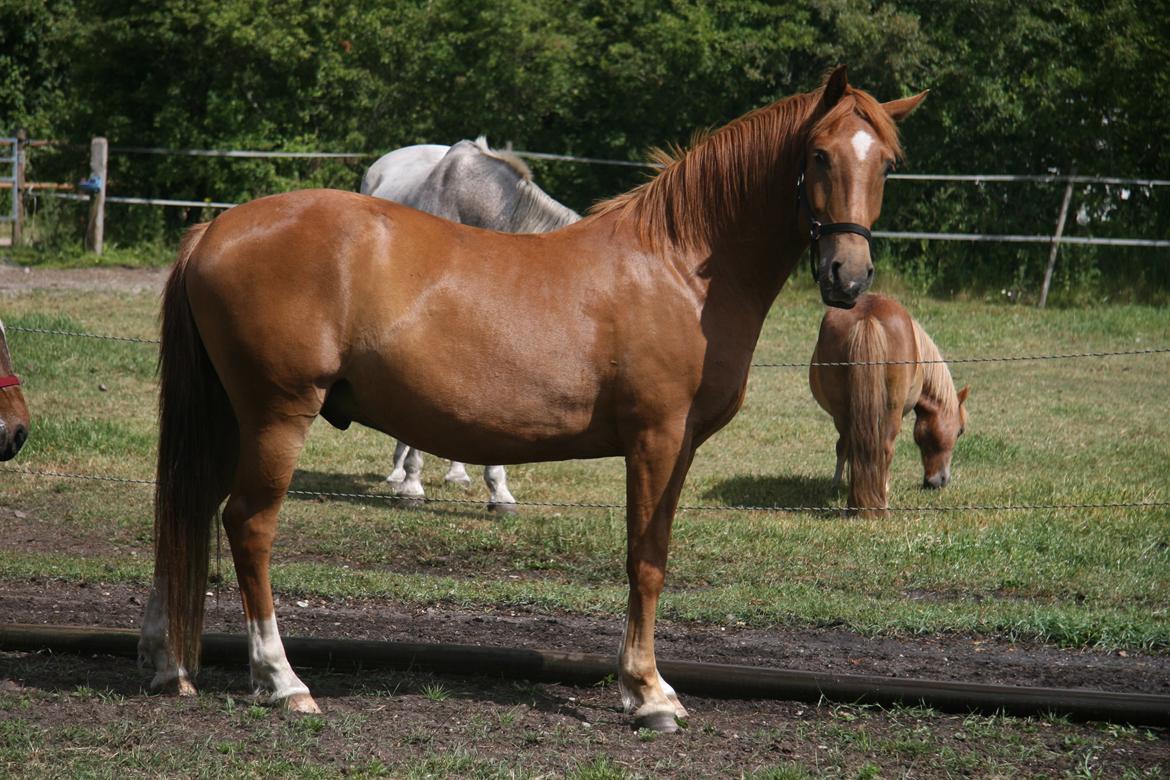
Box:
[957,385,969,404]
[821,65,849,109]
[883,90,929,122]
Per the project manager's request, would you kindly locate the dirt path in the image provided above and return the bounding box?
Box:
[1,579,1165,696]
[0,264,167,294]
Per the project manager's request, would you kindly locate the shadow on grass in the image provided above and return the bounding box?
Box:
[701,473,838,510]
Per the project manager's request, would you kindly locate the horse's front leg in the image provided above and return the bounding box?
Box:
[620,425,693,733]
[222,415,319,713]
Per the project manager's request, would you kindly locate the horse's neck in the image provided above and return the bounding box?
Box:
[509,181,580,233]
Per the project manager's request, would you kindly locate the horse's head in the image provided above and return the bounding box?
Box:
[914,385,968,489]
[0,321,29,461]
[801,67,927,308]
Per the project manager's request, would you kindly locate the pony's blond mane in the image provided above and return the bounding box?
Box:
[913,320,959,416]
[473,136,533,181]
[590,84,903,252]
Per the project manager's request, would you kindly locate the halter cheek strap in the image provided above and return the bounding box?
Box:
[796,164,874,283]
[0,375,21,390]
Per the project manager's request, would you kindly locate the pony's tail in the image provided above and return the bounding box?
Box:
[845,317,890,517]
[155,222,237,677]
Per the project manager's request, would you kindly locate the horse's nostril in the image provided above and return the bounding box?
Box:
[831,261,843,286]
[866,265,874,281]
[12,426,26,451]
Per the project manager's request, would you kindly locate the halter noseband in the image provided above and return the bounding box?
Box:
[0,375,21,390]
[796,162,874,283]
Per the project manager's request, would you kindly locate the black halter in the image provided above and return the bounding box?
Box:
[796,163,874,283]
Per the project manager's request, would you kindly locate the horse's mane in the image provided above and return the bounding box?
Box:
[913,320,959,416]
[590,83,903,252]
[509,180,580,232]
[473,136,533,181]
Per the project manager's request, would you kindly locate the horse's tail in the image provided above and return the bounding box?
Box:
[155,222,237,676]
[845,316,890,517]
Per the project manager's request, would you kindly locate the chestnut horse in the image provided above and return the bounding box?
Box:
[139,67,925,731]
[809,294,968,517]
[0,320,29,460]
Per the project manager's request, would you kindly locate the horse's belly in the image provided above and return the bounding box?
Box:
[336,343,618,464]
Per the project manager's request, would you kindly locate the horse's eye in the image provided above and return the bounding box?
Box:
[813,150,829,167]
[883,162,896,178]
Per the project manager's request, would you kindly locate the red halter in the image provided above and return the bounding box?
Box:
[0,375,21,389]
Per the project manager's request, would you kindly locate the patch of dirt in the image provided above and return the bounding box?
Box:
[2,645,1168,779]
[1,578,1166,697]
[0,264,166,293]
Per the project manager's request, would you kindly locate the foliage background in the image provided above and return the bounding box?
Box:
[2,0,1168,301]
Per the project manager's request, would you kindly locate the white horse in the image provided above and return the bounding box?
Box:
[360,137,580,510]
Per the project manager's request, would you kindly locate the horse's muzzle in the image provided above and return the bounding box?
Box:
[819,260,874,309]
[0,422,28,461]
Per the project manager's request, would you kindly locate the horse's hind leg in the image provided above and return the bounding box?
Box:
[222,411,318,712]
[832,422,849,490]
[391,447,426,500]
[386,440,409,484]
[484,465,517,512]
[442,461,472,487]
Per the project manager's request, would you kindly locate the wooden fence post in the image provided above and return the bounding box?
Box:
[1038,172,1075,308]
[85,137,107,255]
[12,129,26,247]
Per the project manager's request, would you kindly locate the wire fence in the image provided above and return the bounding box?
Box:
[8,324,1170,368]
[4,466,1167,515]
[3,324,1169,515]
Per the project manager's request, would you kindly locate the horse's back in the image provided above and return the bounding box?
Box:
[810,294,920,416]
[361,144,449,203]
[180,189,628,460]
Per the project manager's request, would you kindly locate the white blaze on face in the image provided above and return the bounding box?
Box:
[851,130,875,162]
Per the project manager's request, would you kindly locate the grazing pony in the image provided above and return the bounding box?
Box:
[809,294,968,517]
[361,137,580,510]
[140,67,925,731]
[0,321,29,460]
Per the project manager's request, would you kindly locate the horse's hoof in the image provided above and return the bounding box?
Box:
[281,693,321,714]
[151,674,197,697]
[488,502,518,514]
[667,695,690,719]
[633,709,680,733]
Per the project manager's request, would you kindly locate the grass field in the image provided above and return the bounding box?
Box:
[1,277,1167,651]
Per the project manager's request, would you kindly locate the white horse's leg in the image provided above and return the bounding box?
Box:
[443,461,472,487]
[386,440,409,484]
[392,447,426,499]
[137,576,196,695]
[484,465,517,512]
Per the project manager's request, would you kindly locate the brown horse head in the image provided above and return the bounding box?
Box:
[802,66,928,308]
[0,321,29,460]
[914,384,968,489]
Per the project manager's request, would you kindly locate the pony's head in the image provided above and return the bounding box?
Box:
[0,320,29,461]
[802,67,927,308]
[914,385,968,489]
